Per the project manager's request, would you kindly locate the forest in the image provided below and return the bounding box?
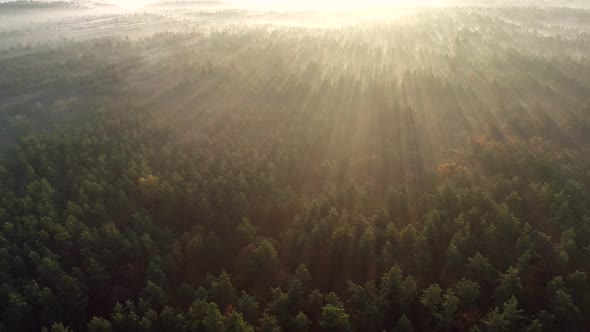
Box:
[1,1,590,331]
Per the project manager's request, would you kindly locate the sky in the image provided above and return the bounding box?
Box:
[113,0,448,10]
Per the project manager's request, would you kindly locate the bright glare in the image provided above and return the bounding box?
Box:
[117,0,149,9]
[243,0,446,10]
[115,0,447,10]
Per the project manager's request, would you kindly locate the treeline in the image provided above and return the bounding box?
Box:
[0,1,87,10]
[1,7,590,332]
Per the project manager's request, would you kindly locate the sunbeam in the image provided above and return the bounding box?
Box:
[1,1,590,331]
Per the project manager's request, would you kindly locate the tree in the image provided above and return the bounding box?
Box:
[320,304,351,332]
[209,270,237,310]
[393,314,413,332]
[288,311,311,332]
[245,239,280,287]
[455,278,480,311]
[259,313,281,332]
[237,218,258,245]
[87,317,112,332]
[420,284,459,330]
[142,280,167,309]
[479,297,526,332]
[266,288,289,325]
[237,291,259,324]
[481,307,508,331]
[56,275,88,330]
[287,277,306,313]
[160,306,189,331]
[380,265,416,324]
[486,204,520,269]
[145,260,167,286]
[501,297,526,331]
[201,303,225,332]
[546,278,583,331]
[444,241,466,282]
[330,225,354,287]
[48,322,71,332]
[294,264,311,292]
[494,267,523,305]
[358,226,377,281]
[225,312,254,332]
[526,319,543,332]
[2,292,32,330]
[465,253,496,288]
[324,292,344,308]
[346,281,384,331]
[565,271,590,319]
[307,289,324,323]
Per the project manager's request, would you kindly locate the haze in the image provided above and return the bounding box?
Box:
[1,1,590,331]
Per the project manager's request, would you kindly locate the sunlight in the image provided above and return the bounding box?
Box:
[114,0,448,11]
[3,0,590,331]
[242,0,447,10]
[117,0,148,9]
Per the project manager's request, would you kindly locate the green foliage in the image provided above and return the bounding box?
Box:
[237,291,259,324]
[393,314,414,332]
[494,267,524,305]
[201,302,225,332]
[259,313,281,332]
[209,270,238,310]
[288,311,311,332]
[48,322,71,332]
[141,280,167,309]
[87,317,113,332]
[225,312,254,332]
[320,304,351,332]
[466,253,496,287]
[420,284,459,330]
[455,278,481,311]
[479,297,526,332]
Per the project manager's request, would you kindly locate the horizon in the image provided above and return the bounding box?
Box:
[1,1,590,331]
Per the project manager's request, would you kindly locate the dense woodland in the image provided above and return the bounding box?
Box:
[1,4,590,332]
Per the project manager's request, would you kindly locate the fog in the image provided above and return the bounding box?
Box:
[1,1,590,331]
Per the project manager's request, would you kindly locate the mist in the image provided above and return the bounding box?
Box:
[1,1,590,331]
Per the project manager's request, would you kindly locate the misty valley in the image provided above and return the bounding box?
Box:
[0,1,590,331]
